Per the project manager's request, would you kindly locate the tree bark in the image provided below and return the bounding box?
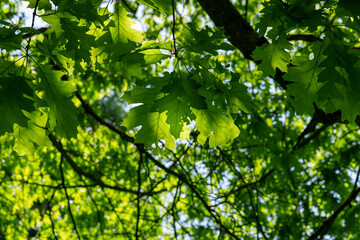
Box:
[196,0,267,60]
[196,0,344,126]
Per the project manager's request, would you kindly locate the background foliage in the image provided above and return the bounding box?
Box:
[1,0,360,239]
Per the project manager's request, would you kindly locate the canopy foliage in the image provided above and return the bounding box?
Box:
[1,0,360,239]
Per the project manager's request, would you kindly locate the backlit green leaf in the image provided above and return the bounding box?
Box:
[109,5,144,44]
[37,65,78,138]
[252,33,292,77]
[193,109,240,147]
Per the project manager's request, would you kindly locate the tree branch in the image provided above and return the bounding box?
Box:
[27,0,39,47]
[196,0,267,60]
[76,92,242,240]
[22,27,49,39]
[135,152,143,240]
[48,134,162,197]
[218,148,269,240]
[307,187,360,240]
[46,189,59,240]
[196,0,344,127]
[122,0,137,15]
[75,92,135,143]
[171,0,178,57]
[287,34,322,42]
[307,166,360,240]
[59,155,81,240]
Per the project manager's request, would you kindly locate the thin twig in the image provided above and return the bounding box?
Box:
[218,147,269,240]
[307,167,360,240]
[59,155,81,240]
[26,0,40,51]
[135,152,143,240]
[80,178,104,239]
[171,0,178,57]
[49,134,164,197]
[76,92,241,240]
[293,124,329,151]
[171,181,182,239]
[46,189,59,240]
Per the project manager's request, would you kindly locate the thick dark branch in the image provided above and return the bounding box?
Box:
[196,0,347,135]
[293,109,342,151]
[196,0,267,60]
[287,34,322,42]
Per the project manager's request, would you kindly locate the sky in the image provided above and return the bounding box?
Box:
[19,1,48,28]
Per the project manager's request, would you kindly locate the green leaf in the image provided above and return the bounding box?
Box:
[152,92,191,139]
[339,0,360,17]
[140,49,170,64]
[151,76,197,138]
[252,33,292,77]
[139,40,172,51]
[13,111,50,156]
[0,27,22,51]
[285,41,326,115]
[59,18,96,62]
[122,83,175,149]
[137,0,172,14]
[122,105,175,150]
[193,109,240,148]
[109,5,144,44]
[182,23,235,55]
[42,14,64,37]
[332,83,360,122]
[225,74,254,113]
[23,0,51,10]
[317,37,360,122]
[0,76,34,135]
[51,0,100,20]
[37,65,78,138]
